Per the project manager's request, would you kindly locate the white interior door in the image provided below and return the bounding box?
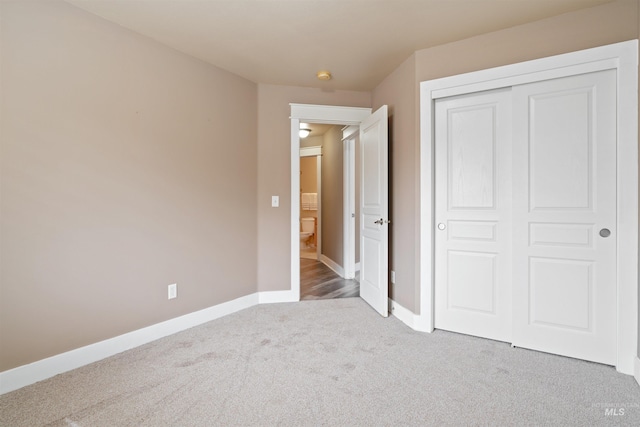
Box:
[512,70,617,365]
[359,105,389,317]
[434,89,513,342]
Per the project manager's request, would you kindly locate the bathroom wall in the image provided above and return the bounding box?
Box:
[300,156,318,219]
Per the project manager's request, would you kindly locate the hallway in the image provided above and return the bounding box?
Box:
[300,259,359,300]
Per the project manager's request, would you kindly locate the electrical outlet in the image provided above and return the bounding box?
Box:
[390,270,396,284]
[168,283,177,300]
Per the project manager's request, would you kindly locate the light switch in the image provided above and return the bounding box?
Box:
[271,196,279,207]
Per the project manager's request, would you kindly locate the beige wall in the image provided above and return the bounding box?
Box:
[256,84,370,292]
[414,0,638,82]
[300,157,318,194]
[371,54,418,312]
[4,0,639,374]
[320,126,344,265]
[301,135,323,148]
[0,1,258,371]
[372,0,639,320]
[300,156,317,219]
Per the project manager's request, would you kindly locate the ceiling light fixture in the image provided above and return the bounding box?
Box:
[299,128,312,138]
[316,70,332,81]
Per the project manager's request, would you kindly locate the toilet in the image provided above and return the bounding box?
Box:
[300,217,315,248]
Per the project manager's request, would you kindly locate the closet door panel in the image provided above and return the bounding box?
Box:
[434,89,512,342]
[512,70,617,365]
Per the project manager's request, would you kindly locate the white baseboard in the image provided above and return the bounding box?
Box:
[258,290,298,304]
[0,293,260,395]
[412,314,434,333]
[354,262,361,271]
[389,298,421,330]
[635,357,640,388]
[320,254,345,277]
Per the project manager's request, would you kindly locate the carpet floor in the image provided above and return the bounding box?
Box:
[1,298,639,426]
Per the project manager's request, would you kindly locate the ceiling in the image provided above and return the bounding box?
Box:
[301,123,335,138]
[65,0,613,91]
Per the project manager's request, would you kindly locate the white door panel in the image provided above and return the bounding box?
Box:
[435,89,512,342]
[447,250,497,313]
[512,70,617,365]
[359,105,389,317]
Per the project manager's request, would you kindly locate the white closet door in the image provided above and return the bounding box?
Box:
[434,89,513,342]
[512,70,617,365]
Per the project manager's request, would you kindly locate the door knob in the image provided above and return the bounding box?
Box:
[374,218,384,225]
[437,223,446,230]
[599,228,611,238]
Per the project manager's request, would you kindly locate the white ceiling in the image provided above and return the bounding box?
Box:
[65,0,613,91]
[302,123,335,138]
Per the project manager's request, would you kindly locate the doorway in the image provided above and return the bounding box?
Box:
[298,123,359,300]
[290,104,390,315]
[299,144,321,261]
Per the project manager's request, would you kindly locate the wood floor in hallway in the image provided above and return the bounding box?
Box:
[300,258,359,300]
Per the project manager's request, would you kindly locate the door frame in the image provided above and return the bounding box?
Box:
[343,125,359,279]
[290,104,372,301]
[418,40,638,374]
